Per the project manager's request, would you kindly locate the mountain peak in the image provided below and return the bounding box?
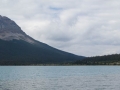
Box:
[0,15,23,33]
[0,15,35,43]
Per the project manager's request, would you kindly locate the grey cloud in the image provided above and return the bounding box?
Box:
[46,33,72,42]
[0,0,120,56]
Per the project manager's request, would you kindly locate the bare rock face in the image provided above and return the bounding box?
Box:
[0,15,35,43]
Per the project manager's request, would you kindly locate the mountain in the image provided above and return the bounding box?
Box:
[0,15,84,65]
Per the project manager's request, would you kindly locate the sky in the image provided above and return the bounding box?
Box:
[0,0,120,57]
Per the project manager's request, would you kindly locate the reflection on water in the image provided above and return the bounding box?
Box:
[0,66,120,90]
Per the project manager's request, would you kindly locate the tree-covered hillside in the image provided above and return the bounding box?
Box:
[73,54,120,65]
[0,39,84,65]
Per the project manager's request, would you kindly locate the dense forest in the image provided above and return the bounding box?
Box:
[73,54,120,65]
[0,39,84,65]
[1,39,120,65]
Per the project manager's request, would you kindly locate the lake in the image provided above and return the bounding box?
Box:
[0,66,120,90]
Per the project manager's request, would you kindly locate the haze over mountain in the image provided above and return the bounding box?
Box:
[0,15,84,65]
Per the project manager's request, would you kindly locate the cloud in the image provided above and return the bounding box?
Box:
[0,0,120,56]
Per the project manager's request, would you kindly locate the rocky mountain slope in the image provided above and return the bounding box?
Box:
[0,15,35,43]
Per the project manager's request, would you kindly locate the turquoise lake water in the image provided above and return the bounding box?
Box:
[0,66,120,90]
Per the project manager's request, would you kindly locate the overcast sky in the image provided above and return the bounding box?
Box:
[0,0,120,56]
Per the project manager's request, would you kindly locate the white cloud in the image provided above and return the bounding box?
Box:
[0,0,120,56]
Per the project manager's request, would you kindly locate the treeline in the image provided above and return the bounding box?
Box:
[73,54,120,65]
